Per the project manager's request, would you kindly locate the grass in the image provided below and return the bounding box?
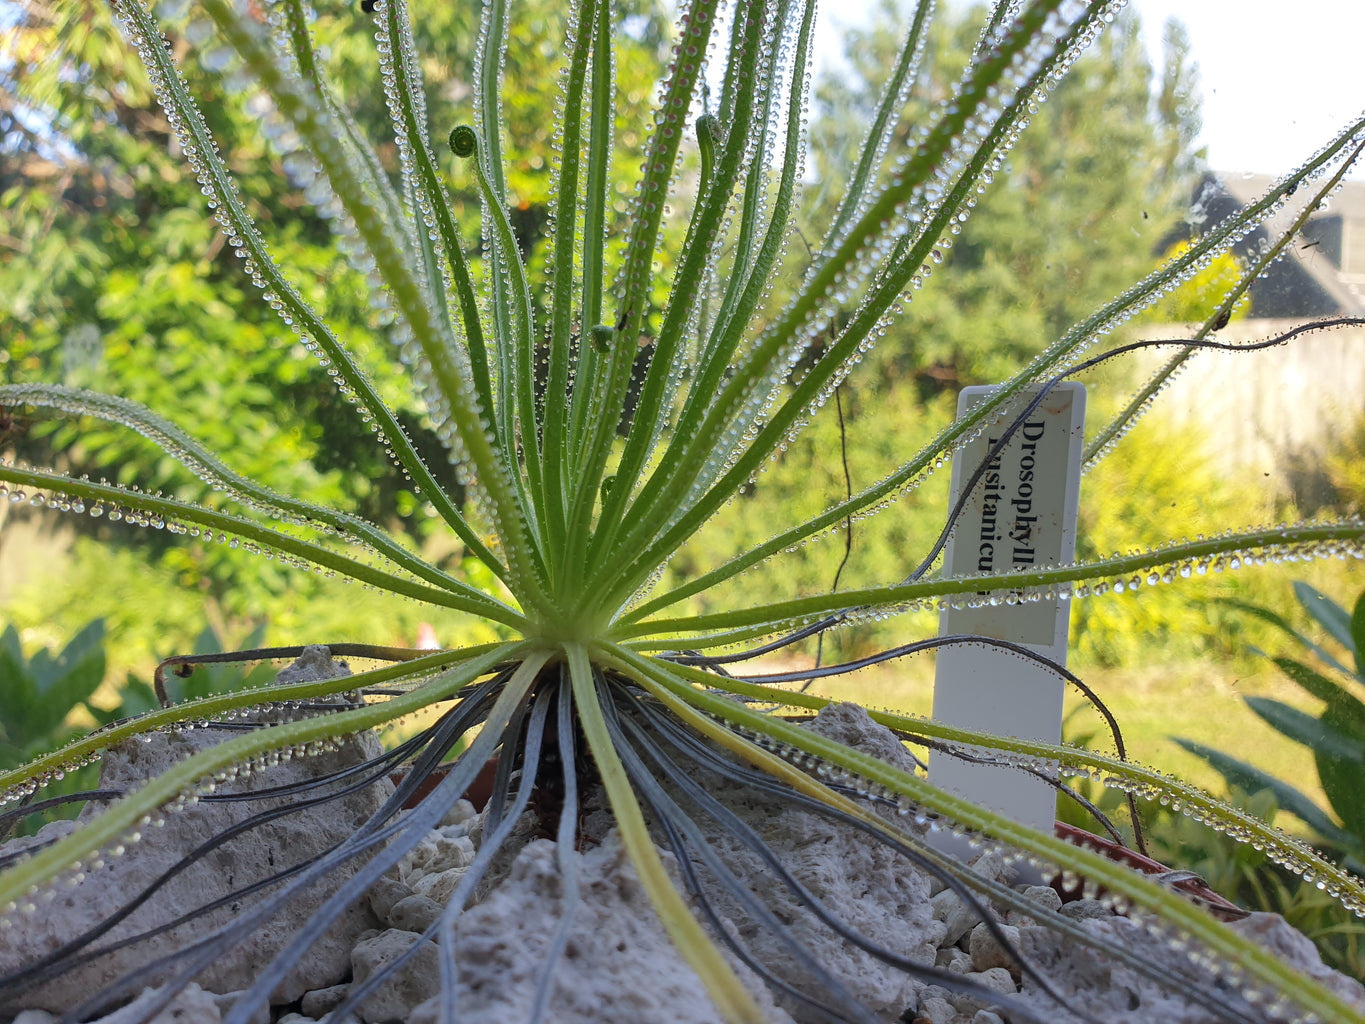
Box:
[785,628,1339,837]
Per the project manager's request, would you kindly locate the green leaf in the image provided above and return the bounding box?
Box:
[1352,589,1365,677]
[1273,658,1365,730]
[0,642,38,761]
[1319,702,1365,837]
[1295,582,1355,653]
[0,621,105,762]
[0,625,22,667]
[1243,697,1365,762]
[1173,737,1355,851]
[1220,596,1350,676]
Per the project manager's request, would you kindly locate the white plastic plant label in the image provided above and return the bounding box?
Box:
[929,382,1085,836]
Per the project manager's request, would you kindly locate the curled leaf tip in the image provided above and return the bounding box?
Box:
[448,125,478,158]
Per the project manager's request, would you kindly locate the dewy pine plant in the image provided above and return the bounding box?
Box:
[2,0,1365,1021]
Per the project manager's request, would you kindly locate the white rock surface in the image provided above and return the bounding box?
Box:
[8,694,1365,1024]
[349,928,442,1023]
[1011,911,1365,1024]
[671,703,943,1022]
[420,836,795,1024]
[0,648,388,1013]
[90,982,222,1024]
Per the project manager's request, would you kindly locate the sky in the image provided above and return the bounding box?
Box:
[815,0,1365,179]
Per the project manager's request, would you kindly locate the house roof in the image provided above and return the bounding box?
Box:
[1205,171,1365,316]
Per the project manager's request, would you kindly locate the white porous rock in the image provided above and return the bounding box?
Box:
[410,835,795,1024]
[0,647,388,1012]
[914,992,958,1024]
[386,892,443,933]
[968,922,1020,973]
[349,928,442,1024]
[949,967,1015,1016]
[1229,912,1365,1008]
[365,875,414,923]
[671,703,941,1022]
[211,991,269,1024]
[1010,909,1365,1023]
[932,889,980,947]
[800,701,924,778]
[935,947,973,974]
[397,829,476,887]
[299,983,349,1018]
[88,982,222,1024]
[1005,885,1062,925]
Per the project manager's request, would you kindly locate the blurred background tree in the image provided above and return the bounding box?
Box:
[689,1,1247,670]
[0,0,667,648]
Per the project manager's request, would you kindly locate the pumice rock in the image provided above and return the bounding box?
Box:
[0,648,388,1013]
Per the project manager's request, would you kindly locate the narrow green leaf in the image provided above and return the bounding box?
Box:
[617,521,1365,643]
[1173,737,1355,850]
[1353,590,1365,678]
[1274,658,1365,725]
[1297,581,1356,652]
[1224,596,1352,676]
[115,0,503,574]
[198,0,550,616]
[1244,697,1365,763]
[0,463,526,627]
[1319,701,1365,836]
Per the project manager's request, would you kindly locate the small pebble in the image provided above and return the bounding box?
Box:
[351,928,441,1021]
[367,875,414,922]
[935,946,972,973]
[967,850,1017,887]
[388,892,443,933]
[968,922,1020,973]
[438,799,477,829]
[1060,898,1112,920]
[916,994,957,1024]
[1023,885,1063,912]
[931,890,980,947]
[966,967,1015,996]
[212,991,269,1024]
[948,967,1017,1016]
[413,864,473,903]
[300,982,349,1018]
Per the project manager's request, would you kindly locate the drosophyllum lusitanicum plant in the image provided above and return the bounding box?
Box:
[3,0,1365,1020]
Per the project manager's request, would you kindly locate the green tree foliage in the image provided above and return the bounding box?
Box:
[808,2,1203,389]
[689,3,1209,658]
[0,0,667,625]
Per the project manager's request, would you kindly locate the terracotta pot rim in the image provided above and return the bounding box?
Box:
[1052,820,1248,921]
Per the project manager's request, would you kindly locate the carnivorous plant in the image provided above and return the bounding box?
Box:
[3,0,1365,1020]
